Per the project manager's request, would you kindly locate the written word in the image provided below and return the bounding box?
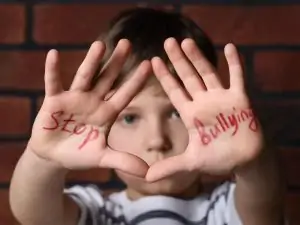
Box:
[194,108,258,146]
[42,111,99,150]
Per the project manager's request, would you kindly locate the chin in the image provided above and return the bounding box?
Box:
[116,170,199,197]
[142,179,184,195]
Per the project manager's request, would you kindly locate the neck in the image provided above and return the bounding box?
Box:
[126,180,202,201]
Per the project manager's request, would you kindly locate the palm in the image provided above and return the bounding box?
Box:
[28,40,151,176]
[146,38,263,182]
[31,92,112,169]
[183,91,261,175]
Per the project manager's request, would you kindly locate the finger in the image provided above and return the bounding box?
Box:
[164,38,206,96]
[181,38,222,90]
[146,154,188,182]
[109,60,151,111]
[152,56,190,111]
[44,49,63,96]
[224,43,244,91]
[70,41,106,91]
[93,39,131,98]
[100,149,149,177]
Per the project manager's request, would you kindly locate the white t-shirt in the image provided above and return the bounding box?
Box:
[64,182,242,225]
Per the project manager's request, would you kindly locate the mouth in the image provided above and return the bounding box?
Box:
[144,152,171,166]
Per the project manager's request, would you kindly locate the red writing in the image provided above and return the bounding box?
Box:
[43,111,99,150]
[194,108,259,146]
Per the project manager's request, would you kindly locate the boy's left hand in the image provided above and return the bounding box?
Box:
[146,38,264,182]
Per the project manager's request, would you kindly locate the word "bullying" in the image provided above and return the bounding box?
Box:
[194,108,259,146]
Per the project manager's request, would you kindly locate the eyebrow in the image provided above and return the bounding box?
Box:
[122,106,142,112]
[124,101,176,113]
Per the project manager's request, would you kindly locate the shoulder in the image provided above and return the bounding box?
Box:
[208,182,242,225]
[64,184,106,208]
[209,181,234,202]
[64,185,126,225]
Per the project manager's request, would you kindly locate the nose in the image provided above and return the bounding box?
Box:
[146,119,171,152]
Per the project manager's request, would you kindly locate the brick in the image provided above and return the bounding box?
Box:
[0,190,20,225]
[254,51,300,92]
[0,143,26,183]
[280,148,300,188]
[286,192,300,225]
[0,97,30,135]
[0,4,25,44]
[0,50,86,91]
[251,100,300,145]
[34,4,135,44]
[0,51,45,90]
[182,6,300,45]
[0,142,111,183]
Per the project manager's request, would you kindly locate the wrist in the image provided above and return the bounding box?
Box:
[234,145,279,184]
[24,146,69,175]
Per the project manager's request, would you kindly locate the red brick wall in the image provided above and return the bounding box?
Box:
[1,2,300,225]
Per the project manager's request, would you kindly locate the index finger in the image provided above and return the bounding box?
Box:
[100,149,149,178]
[108,60,151,111]
[151,56,190,111]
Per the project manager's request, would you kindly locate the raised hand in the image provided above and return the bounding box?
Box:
[146,38,263,182]
[28,39,151,177]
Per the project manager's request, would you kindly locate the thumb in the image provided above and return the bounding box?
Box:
[99,149,149,178]
[146,154,188,182]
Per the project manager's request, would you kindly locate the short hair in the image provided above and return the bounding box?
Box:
[96,7,217,89]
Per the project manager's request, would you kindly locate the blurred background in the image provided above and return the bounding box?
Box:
[1,0,300,224]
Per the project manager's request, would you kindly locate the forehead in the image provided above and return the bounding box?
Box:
[143,77,168,96]
[131,79,170,102]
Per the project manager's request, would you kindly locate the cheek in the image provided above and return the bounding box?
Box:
[169,122,189,153]
[107,123,141,154]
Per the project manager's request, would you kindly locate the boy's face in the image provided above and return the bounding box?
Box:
[107,80,200,198]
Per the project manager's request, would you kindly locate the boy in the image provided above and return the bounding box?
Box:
[10,8,284,225]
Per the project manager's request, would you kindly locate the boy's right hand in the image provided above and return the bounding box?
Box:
[27,39,150,177]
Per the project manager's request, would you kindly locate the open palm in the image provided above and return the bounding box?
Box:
[29,40,150,177]
[147,38,263,182]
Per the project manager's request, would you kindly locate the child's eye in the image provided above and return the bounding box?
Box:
[170,109,180,119]
[122,114,137,124]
